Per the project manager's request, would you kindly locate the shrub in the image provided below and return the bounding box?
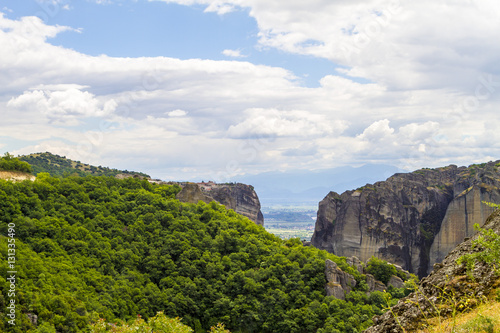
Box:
[366,256,397,285]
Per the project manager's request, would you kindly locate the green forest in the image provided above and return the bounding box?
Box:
[0,153,33,174]
[0,157,411,333]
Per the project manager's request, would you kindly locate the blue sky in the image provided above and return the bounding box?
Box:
[1,0,500,182]
[3,0,337,87]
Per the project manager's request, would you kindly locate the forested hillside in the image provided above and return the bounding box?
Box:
[0,153,32,174]
[1,173,410,332]
[19,152,149,178]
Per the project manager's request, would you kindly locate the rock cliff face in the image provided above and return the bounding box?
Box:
[176,182,264,226]
[311,161,500,277]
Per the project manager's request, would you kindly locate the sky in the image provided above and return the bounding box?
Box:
[1,0,500,183]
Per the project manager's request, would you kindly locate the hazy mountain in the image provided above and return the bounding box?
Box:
[232,164,402,206]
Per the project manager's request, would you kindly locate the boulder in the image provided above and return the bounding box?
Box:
[388,275,405,289]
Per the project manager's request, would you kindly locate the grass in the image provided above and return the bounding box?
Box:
[416,290,500,333]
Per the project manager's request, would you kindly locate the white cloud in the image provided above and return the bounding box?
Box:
[222,49,247,58]
[357,119,394,141]
[167,109,188,117]
[398,121,440,143]
[8,88,117,126]
[227,108,347,139]
[155,0,500,92]
[1,9,500,180]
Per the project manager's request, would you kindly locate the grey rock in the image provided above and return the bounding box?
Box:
[325,259,357,299]
[364,209,500,332]
[311,162,500,277]
[176,182,264,225]
[388,275,405,289]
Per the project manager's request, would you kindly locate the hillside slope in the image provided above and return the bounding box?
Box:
[312,161,500,277]
[19,152,149,178]
[365,209,500,332]
[0,174,411,333]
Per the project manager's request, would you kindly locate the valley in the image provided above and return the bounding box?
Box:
[262,206,317,240]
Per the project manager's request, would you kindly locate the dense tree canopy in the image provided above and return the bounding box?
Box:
[0,153,32,174]
[0,174,409,332]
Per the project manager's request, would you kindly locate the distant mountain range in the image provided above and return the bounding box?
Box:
[232,164,402,206]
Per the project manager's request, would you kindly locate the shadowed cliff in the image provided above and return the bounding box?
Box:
[311,161,500,277]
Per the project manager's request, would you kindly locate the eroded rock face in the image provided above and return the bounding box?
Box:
[176,182,264,226]
[0,171,35,182]
[325,259,357,300]
[209,184,264,226]
[364,209,500,333]
[324,257,410,300]
[311,162,500,277]
[175,183,213,204]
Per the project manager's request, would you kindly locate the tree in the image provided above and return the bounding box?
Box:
[365,256,397,285]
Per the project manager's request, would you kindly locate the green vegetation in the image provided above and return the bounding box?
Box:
[0,170,410,332]
[457,203,500,279]
[365,256,400,285]
[90,312,194,333]
[19,152,149,178]
[0,153,32,173]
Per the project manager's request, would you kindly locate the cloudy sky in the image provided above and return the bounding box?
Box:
[1,0,500,182]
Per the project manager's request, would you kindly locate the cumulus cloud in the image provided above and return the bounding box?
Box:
[227,108,347,139]
[398,121,440,143]
[167,109,188,117]
[222,49,247,58]
[155,0,500,92]
[1,8,500,179]
[8,87,117,126]
[357,119,394,141]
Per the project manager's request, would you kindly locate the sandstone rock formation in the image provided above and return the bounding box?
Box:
[0,171,36,182]
[325,259,357,300]
[365,209,500,332]
[176,182,264,226]
[175,183,213,204]
[311,161,500,277]
[324,256,411,300]
[365,274,386,293]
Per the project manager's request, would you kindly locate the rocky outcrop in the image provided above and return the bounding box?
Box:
[324,256,412,300]
[175,183,213,204]
[388,275,405,289]
[0,171,35,182]
[176,182,264,226]
[325,259,357,300]
[209,183,264,226]
[365,274,386,293]
[311,161,500,277]
[365,209,500,332]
